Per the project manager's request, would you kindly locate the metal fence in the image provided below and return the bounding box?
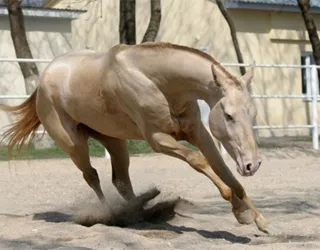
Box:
[0,58,319,159]
[222,62,319,150]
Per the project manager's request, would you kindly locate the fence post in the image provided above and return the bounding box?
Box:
[311,65,319,150]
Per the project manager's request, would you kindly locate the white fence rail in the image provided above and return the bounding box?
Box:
[0,58,319,156]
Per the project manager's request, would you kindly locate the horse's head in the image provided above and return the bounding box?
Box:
[208,63,261,177]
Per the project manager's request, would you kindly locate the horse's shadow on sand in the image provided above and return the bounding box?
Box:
[31,187,320,245]
[32,211,250,244]
[32,188,251,244]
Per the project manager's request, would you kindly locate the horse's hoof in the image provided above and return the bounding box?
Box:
[137,187,161,206]
[233,207,255,225]
[255,215,281,236]
[257,223,282,236]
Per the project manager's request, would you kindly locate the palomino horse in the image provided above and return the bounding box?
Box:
[0,42,275,234]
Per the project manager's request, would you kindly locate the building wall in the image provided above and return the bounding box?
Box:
[0,15,72,129]
[26,0,320,137]
[230,9,320,137]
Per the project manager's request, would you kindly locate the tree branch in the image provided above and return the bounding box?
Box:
[142,0,161,43]
[6,0,39,94]
[119,0,136,45]
[297,0,320,66]
[216,0,246,76]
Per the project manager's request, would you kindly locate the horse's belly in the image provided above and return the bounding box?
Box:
[61,88,142,139]
[78,111,143,140]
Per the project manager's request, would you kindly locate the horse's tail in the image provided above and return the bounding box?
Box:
[0,88,41,157]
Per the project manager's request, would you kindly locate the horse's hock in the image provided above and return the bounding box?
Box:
[33,127,55,149]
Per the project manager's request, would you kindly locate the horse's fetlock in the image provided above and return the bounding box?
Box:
[221,187,232,201]
[235,190,246,200]
[83,168,100,184]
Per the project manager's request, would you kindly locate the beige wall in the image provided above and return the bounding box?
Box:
[0,15,72,129]
[230,9,320,137]
[33,0,320,137]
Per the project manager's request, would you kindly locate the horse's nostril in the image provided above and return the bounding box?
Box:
[258,160,262,167]
[246,163,252,171]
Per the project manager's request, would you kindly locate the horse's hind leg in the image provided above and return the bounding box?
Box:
[36,96,105,202]
[87,130,135,201]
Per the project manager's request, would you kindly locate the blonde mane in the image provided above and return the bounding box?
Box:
[135,42,239,83]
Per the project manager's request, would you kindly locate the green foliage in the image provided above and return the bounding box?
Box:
[0,143,68,161]
[0,139,153,161]
[0,139,204,161]
[1,136,315,161]
[126,140,153,154]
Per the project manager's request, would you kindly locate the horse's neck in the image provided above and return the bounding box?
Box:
[124,47,225,107]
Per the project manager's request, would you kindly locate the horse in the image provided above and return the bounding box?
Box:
[0,42,275,234]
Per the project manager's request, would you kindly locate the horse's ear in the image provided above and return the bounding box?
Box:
[241,61,255,85]
[211,64,221,88]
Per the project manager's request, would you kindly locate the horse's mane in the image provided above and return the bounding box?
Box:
[135,42,238,82]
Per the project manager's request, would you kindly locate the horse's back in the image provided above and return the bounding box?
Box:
[37,47,144,139]
[39,49,105,93]
[42,49,99,77]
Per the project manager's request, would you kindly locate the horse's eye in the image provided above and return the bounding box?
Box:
[225,113,233,121]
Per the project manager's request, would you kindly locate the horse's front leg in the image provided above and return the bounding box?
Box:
[188,122,277,235]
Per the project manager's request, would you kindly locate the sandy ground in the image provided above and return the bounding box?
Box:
[0,147,320,250]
